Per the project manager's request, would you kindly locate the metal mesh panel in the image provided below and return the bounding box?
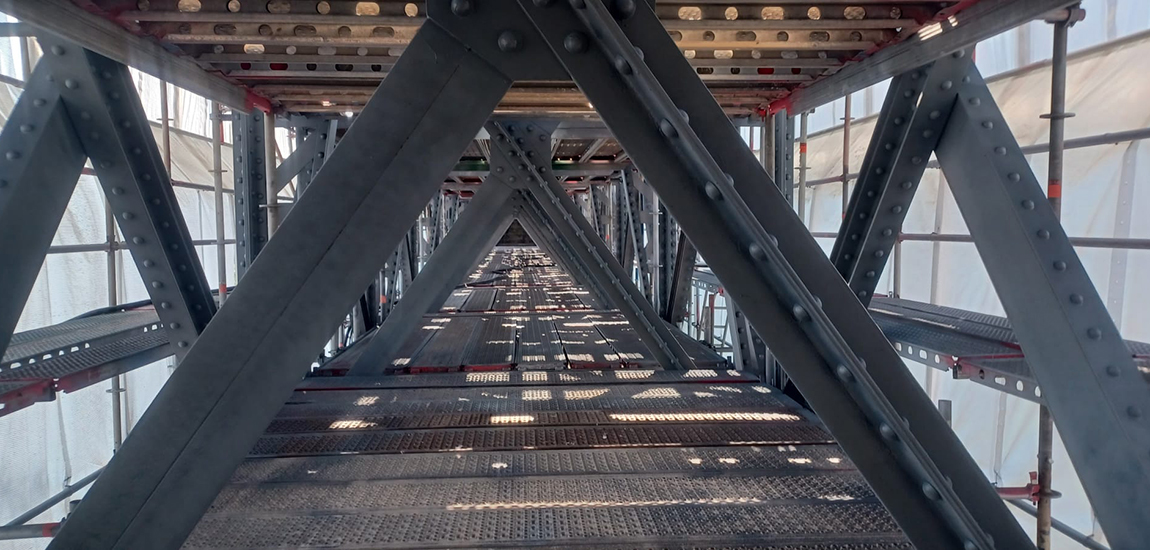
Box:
[297,369,757,390]
[464,317,516,367]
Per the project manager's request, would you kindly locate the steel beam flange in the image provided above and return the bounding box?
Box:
[512,191,609,305]
[488,120,694,371]
[831,52,973,305]
[40,38,217,355]
[427,0,567,81]
[232,111,268,278]
[518,1,1024,548]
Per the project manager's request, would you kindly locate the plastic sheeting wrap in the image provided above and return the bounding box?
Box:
[0,77,237,549]
[797,31,1150,548]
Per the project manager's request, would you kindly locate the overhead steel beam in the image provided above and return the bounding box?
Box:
[0,67,87,356]
[488,120,695,371]
[347,181,517,376]
[231,112,268,279]
[936,68,1150,548]
[830,53,972,305]
[778,0,1079,113]
[48,22,511,550]
[518,2,1032,548]
[0,0,251,111]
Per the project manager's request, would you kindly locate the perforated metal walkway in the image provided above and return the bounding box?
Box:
[185,370,909,549]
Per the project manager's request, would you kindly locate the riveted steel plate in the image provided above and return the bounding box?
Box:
[2,308,161,368]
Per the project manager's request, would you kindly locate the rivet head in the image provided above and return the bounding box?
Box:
[903,90,913,98]
[1053,260,1067,271]
[64,79,79,89]
[891,205,903,214]
[911,156,922,165]
[968,97,981,106]
[5,151,20,161]
[33,98,46,107]
[132,236,145,245]
[659,119,678,138]
[1021,199,1035,210]
[1036,229,1050,239]
[169,322,181,330]
[994,146,1007,155]
[922,482,941,500]
[704,182,722,200]
[929,110,941,120]
[19,124,33,133]
[120,120,132,128]
[1007,173,1021,182]
[982,121,995,129]
[563,32,589,54]
[122,212,135,220]
[497,30,524,53]
[874,167,885,175]
[879,423,898,441]
[873,249,885,258]
[51,45,65,55]
[450,0,473,15]
[792,305,809,322]
[857,290,868,298]
[1069,294,1083,304]
[963,541,978,550]
[177,341,189,348]
[884,143,894,151]
[610,0,636,19]
[900,181,913,190]
[1127,406,1141,419]
[1087,328,1102,340]
[151,280,164,289]
[881,228,893,237]
[748,244,767,261]
[1105,365,1120,377]
[940,80,953,90]
[922,129,933,138]
[865,270,876,278]
[952,49,965,59]
[613,56,632,75]
[835,365,854,382]
[893,117,904,126]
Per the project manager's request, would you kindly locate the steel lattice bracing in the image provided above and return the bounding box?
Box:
[12,1,1138,549]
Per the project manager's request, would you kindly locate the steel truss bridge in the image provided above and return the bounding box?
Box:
[0,1,1145,549]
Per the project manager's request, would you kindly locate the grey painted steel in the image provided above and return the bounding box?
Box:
[518,2,1031,548]
[49,42,218,355]
[272,127,321,192]
[830,54,971,306]
[48,22,511,550]
[665,230,695,325]
[231,112,268,279]
[348,182,517,376]
[488,121,695,371]
[0,70,87,357]
[0,0,249,111]
[621,167,653,302]
[772,111,795,205]
[784,0,1079,112]
[511,196,609,305]
[936,71,1149,547]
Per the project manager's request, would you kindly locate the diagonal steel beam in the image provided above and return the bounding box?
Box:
[347,181,517,375]
[936,67,1150,547]
[487,121,695,371]
[511,193,609,305]
[830,53,973,305]
[664,232,695,325]
[620,167,653,302]
[518,2,1031,548]
[48,22,511,550]
[273,127,322,192]
[0,67,87,356]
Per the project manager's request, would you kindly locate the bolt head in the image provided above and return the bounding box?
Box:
[704,182,722,200]
[609,0,636,19]
[922,482,941,500]
[835,365,854,382]
[659,119,678,138]
[614,56,632,75]
[748,244,766,261]
[879,423,898,441]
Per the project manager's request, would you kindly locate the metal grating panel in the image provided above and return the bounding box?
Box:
[461,288,498,312]
[186,503,903,549]
[411,317,481,368]
[463,317,516,367]
[555,314,617,366]
[251,422,832,457]
[230,445,855,484]
[298,369,757,390]
[1,330,169,382]
[3,309,160,367]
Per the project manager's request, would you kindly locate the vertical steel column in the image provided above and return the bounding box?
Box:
[264,113,280,235]
[49,23,512,549]
[211,102,227,301]
[1037,14,1072,550]
[621,167,653,301]
[798,112,809,222]
[231,111,268,279]
[773,111,795,205]
[842,94,852,217]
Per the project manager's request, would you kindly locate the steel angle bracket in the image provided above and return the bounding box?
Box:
[936,65,1150,547]
[831,52,974,305]
[488,120,695,371]
[516,1,1030,548]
